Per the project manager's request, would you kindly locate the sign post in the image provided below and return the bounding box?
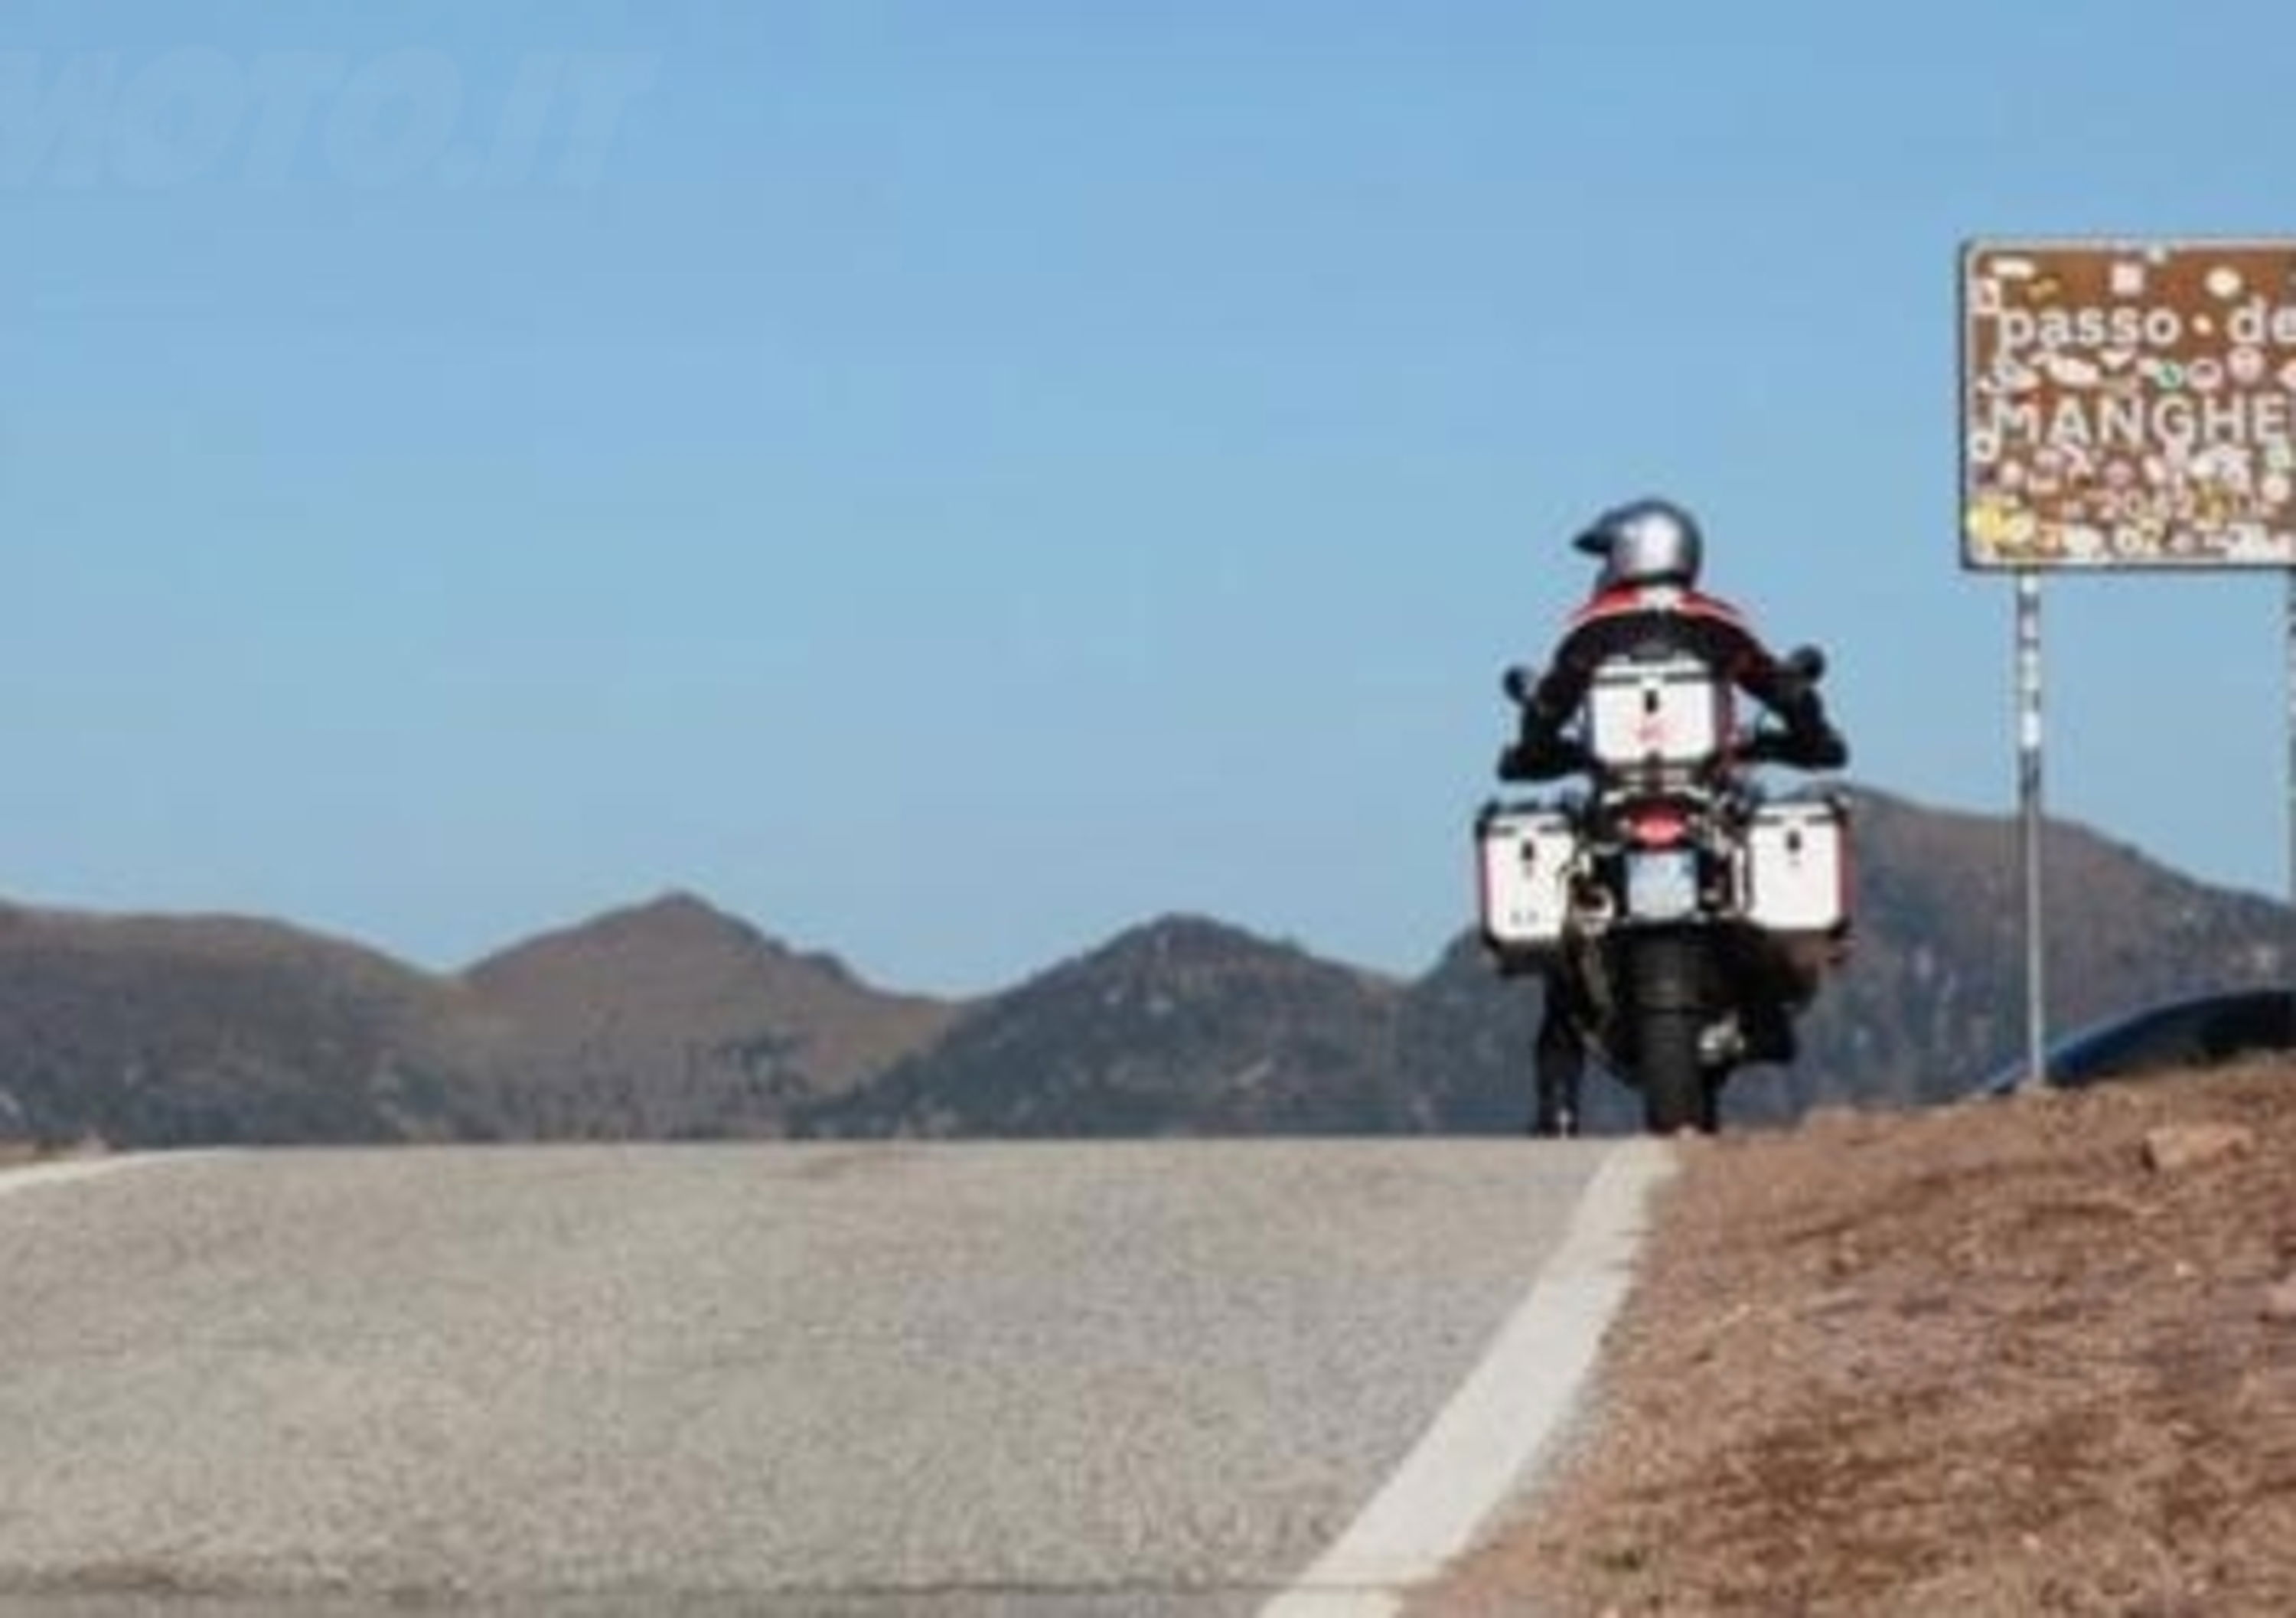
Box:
[1960,238,2296,1077]
[2014,569,2046,1090]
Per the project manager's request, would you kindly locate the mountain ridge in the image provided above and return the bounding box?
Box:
[0,781,2282,1145]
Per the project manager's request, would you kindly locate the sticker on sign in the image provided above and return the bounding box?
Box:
[1960,239,2296,569]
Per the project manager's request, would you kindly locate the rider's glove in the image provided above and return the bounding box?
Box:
[1499,732,1588,782]
[1792,725,1848,771]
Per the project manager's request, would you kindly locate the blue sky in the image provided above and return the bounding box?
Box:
[3,0,2294,994]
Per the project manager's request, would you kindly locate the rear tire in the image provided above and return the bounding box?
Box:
[1637,1007,1706,1134]
[1629,934,1710,1136]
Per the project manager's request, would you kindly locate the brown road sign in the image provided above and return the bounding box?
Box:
[1960,240,2296,569]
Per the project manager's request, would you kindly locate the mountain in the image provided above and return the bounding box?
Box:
[457,892,960,1138]
[0,892,959,1149]
[1789,788,2289,1104]
[0,785,2286,1147]
[802,786,2296,1140]
[793,915,1411,1138]
[0,902,487,1147]
[1394,786,2295,1134]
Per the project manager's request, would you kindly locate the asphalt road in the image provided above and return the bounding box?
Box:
[0,1139,1637,1616]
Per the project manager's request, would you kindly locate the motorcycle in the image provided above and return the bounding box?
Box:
[1475,644,1852,1135]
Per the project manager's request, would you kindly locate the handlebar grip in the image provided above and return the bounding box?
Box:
[1740,730,1799,765]
[1740,728,1846,770]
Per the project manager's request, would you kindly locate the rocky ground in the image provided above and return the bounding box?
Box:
[1416,1059,2296,1616]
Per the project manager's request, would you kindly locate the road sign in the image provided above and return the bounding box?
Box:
[1960,239,2296,569]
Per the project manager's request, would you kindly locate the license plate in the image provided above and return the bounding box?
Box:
[1625,849,1699,919]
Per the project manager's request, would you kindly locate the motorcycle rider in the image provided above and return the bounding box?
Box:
[1498,497,1848,1137]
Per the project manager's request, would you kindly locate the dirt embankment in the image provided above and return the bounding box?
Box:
[1420,1061,2296,1616]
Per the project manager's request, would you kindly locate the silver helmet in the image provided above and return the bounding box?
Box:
[1572,497,1704,589]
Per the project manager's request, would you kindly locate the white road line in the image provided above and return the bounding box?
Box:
[1259,1137,1681,1618]
[0,1153,205,1199]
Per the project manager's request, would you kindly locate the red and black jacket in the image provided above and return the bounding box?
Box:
[1522,583,1815,732]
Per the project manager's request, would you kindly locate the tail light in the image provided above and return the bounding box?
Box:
[1626,805,1691,849]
